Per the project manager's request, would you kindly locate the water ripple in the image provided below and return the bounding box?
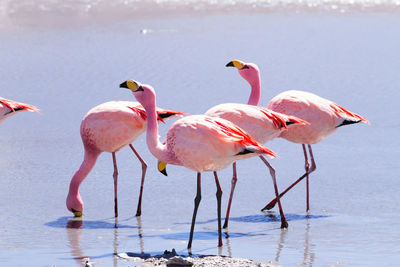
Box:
[45,216,136,229]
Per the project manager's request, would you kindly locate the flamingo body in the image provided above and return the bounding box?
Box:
[206,103,307,144]
[268,90,369,144]
[81,101,147,153]
[0,97,39,124]
[164,114,275,172]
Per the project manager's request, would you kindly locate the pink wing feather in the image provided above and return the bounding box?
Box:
[259,107,309,130]
[127,105,185,123]
[330,103,369,124]
[204,117,277,158]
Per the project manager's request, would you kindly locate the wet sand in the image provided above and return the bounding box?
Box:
[116,249,280,266]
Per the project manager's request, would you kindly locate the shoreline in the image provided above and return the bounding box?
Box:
[1,1,400,32]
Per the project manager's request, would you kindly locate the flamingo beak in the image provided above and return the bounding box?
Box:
[158,160,168,176]
[226,59,246,70]
[120,81,129,89]
[72,209,83,217]
[226,61,235,67]
[119,80,144,91]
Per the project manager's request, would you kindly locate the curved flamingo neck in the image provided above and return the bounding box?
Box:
[143,99,171,164]
[247,76,261,106]
[68,149,99,196]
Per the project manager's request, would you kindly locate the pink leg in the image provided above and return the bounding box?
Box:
[112,152,118,218]
[223,162,237,229]
[259,156,288,228]
[129,144,148,217]
[213,171,223,247]
[306,144,316,213]
[188,172,202,250]
[261,145,316,211]
[303,144,310,212]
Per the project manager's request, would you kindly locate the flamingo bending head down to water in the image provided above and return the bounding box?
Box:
[0,97,39,124]
[120,79,277,249]
[66,101,183,218]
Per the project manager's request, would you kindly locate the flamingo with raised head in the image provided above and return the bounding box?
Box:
[262,89,369,212]
[205,59,308,229]
[120,80,277,249]
[66,101,183,218]
[0,97,39,124]
[223,60,368,213]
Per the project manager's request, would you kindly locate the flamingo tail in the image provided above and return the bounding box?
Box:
[330,103,369,127]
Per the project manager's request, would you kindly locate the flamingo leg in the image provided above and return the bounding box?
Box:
[129,144,148,217]
[112,152,118,218]
[306,144,316,213]
[261,145,316,211]
[303,144,310,213]
[213,171,223,247]
[223,162,237,229]
[259,156,288,228]
[188,172,202,250]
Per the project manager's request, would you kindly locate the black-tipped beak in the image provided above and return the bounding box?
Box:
[160,169,168,176]
[120,81,128,88]
[71,208,83,217]
[226,61,235,67]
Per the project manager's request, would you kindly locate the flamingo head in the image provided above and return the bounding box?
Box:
[66,193,84,217]
[226,59,260,84]
[120,80,156,109]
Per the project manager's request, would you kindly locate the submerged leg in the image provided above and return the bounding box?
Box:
[129,144,148,217]
[214,171,223,247]
[188,172,202,250]
[112,152,118,218]
[223,162,237,229]
[261,145,316,211]
[259,156,288,228]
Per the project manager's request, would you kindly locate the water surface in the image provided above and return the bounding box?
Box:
[0,6,399,267]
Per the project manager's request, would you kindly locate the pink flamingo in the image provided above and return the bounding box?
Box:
[205,59,308,229]
[66,101,183,218]
[0,97,39,124]
[262,89,369,212]
[222,60,368,213]
[120,80,277,249]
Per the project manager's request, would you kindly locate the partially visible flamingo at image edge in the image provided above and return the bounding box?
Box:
[0,97,39,124]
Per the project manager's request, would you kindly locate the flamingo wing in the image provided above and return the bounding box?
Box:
[166,115,276,172]
[127,105,185,123]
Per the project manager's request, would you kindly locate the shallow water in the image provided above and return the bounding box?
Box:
[0,8,399,267]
